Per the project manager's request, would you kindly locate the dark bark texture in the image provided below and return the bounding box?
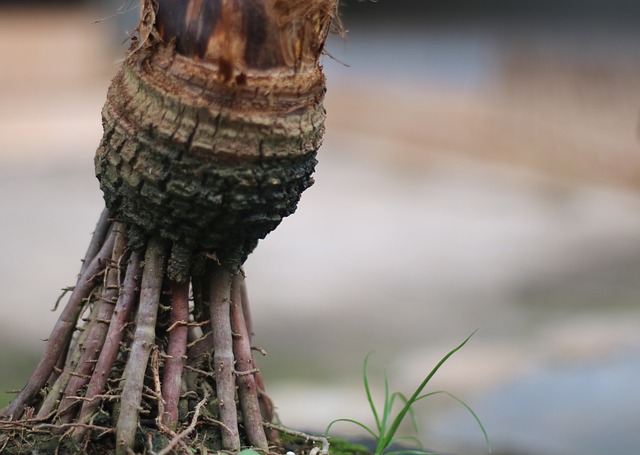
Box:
[96,0,334,275]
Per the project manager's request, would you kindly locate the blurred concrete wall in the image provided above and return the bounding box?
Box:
[1,2,639,454]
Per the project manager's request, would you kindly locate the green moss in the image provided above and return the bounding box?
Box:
[327,437,372,455]
[279,431,372,455]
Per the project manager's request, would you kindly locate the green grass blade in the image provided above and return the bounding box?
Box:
[416,390,490,451]
[380,369,391,435]
[387,436,424,449]
[364,352,382,433]
[391,392,420,434]
[380,331,477,450]
[325,418,378,441]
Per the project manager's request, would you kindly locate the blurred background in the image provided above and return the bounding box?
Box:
[1,1,640,454]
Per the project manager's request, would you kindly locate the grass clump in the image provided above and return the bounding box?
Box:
[325,332,490,455]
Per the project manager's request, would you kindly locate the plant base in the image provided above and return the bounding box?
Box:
[0,210,276,454]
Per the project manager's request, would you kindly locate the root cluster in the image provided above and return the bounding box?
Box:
[0,210,276,454]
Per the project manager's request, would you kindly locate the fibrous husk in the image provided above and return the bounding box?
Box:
[96,0,337,276]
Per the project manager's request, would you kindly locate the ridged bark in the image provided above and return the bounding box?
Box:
[95,0,333,274]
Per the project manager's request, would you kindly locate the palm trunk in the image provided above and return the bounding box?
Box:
[0,1,337,453]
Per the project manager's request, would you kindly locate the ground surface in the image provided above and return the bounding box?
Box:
[1,6,640,455]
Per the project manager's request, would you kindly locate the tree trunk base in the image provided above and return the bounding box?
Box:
[0,210,282,454]
[0,425,339,455]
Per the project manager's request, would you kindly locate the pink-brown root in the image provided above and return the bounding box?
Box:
[161,279,190,429]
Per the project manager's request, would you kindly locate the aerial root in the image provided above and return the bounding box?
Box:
[58,225,128,425]
[0,222,117,421]
[231,273,268,449]
[115,236,167,455]
[161,280,190,430]
[209,265,241,450]
[71,250,142,442]
[1,218,278,455]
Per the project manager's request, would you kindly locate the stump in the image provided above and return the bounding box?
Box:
[0,1,338,453]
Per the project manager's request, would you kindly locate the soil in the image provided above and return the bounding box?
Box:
[0,431,371,455]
